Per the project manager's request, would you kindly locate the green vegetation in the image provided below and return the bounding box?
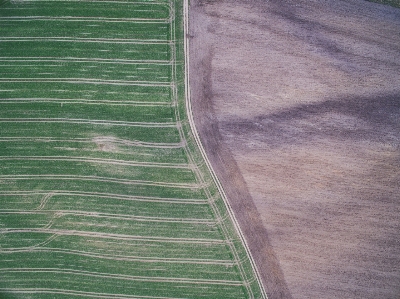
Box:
[0,0,265,298]
[366,0,400,8]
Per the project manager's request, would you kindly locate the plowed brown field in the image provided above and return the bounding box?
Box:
[189,0,400,298]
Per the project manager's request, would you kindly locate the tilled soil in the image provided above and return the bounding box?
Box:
[188,0,400,298]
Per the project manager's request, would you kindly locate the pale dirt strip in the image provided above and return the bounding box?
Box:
[0,210,216,225]
[0,228,231,245]
[182,0,268,297]
[0,78,171,87]
[0,58,171,65]
[177,6,258,299]
[0,118,176,127]
[0,246,235,266]
[0,37,171,44]
[0,190,207,204]
[169,2,257,296]
[0,268,243,286]
[0,17,169,23]
[0,98,172,106]
[0,137,185,149]
[0,175,205,189]
[0,156,190,169]
[0,288,184,299]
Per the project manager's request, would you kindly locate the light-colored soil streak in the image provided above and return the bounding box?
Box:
[189,0,400,298]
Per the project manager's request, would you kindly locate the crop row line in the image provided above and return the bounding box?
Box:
[0,228,231,244]
[0,37,172,44]
[27,0,170,4]
[0,17,170,23]
[1,268,243,286]
[0,288,182,299]
[0,136,185,148]
[0,78,171,86]
[0,98,172,106]
[0,210,215,224]
[0,175,203,189]
[0,246,235,266]
[0,58,171,65]
[0,190,207,204]
[0,156,189,169]
[0,118,176,127]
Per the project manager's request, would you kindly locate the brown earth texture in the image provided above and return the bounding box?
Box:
[188,0,400,298]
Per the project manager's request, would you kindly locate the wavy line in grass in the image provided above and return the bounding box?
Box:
[0,210,216,225]
[0,175,204,189]
[0,78,171,86]
[0,16,170,23]
[0,288,182,299]
[0,156,190,169]
[0,118,176,127]
[0,268,244,286]
[0,37,172,44]
[0,190,207,204]
[0,98,172,106]
[0,137,185,149]
[0,246,235,266]
[0,58,171,65]
[0,228,231,244]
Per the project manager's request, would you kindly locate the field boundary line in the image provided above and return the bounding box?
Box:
[182,0,268,297]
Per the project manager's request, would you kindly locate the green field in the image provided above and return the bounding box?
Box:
[0,0,265,298]
[366,0,400,8]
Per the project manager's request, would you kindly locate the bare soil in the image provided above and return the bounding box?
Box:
[188,0,400,298]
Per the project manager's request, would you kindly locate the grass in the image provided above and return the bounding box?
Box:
[0,0,265,298]
[366,0,400,8]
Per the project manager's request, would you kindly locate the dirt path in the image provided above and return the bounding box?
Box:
[188,0,400,298]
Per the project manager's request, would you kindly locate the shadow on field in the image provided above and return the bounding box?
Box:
[220,92,400,149]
